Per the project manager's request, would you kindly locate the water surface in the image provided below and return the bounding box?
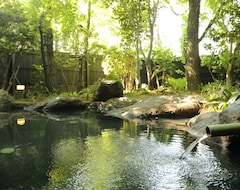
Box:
[0,110,240,189]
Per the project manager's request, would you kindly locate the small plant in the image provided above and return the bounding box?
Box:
[201,81,238,111]
[78,83,98,95]
[32,64,45,94]
[167,77,186,90]
[124,88,149,98]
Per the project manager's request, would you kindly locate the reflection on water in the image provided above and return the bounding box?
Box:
[0,111,240,189]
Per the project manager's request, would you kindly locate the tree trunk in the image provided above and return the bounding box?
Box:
[125,72,134,92]
[226,60,233,86]
[86,1,91,87]
[162,70,166,87]
[145,60,153,89]
[185,0,201,90]
[77,1,91,91]
[135,29,141,90]
[2,56,13,92]
[2,53,19,95]
[140,0,159,90]
[226,42,234,86]
[226,41,240,86]
[39,13,56,93]
[78,55,87,90]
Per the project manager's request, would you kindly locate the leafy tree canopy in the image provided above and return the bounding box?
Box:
[0,0,36,54]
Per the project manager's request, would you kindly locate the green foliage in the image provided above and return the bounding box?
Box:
[54,52,76,68]
[201,54,225,80]
[201,81,238,111]
[27,0,81,53]
[203,0,240,85]
[167,77,186,90]
[201,81,233,101]
[102,46,135,81]
[102,0,163,88]
[78,82,98,95]
[124,88,149,98]
[108,0,149,46]
[0,0,36,54]
[45,139,86,189]
[152,44,175,76]
[31,64,46,93]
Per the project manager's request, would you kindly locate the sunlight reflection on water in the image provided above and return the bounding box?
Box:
[55,131,233,190]
[0,111,238,190]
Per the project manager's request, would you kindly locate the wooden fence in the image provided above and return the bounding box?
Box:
[0,52,215,94]
[0,52,105,93]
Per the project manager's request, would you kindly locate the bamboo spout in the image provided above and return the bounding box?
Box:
[206,123,240,137]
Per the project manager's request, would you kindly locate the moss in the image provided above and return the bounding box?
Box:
[0,89,14,107]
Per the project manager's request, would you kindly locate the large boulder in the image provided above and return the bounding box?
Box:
[106,95,203,120]
[0,89,14,111]
[219,99,240,123]
[24,96,86,113]
[187,99,240,137]
[187,112,219,137]
[93,80,123,101]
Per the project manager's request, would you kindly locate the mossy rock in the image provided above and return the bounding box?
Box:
[0,89,14,111]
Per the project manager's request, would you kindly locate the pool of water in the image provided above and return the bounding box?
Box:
[0,110,240,190]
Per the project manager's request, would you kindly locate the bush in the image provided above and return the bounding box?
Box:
[201,81,239,111]
[167,77,186,90]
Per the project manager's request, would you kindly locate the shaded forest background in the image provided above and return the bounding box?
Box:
[0,52,216,95]
[1,0,240,97]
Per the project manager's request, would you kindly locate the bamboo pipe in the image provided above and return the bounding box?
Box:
[206,123,240,137]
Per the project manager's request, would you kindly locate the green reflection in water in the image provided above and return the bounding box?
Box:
[45,139,86,189]
[43,121,188,189]
[0,112,238,190]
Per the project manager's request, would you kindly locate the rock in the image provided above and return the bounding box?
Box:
[24,96,86,113]
[186,99,240,137]
[219,99,240,123]
[93,80,123,101]
[106,95,203,120]
[0,89,14,111]
[89,97,138,113]
[187,112,219,137]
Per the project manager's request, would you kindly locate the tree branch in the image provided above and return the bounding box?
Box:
[198,13,218,42]
[199,1,227,42]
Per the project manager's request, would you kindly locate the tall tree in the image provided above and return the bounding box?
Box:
[27,0,80,93]
[27,0,57,92]
[180,0,226,90]
[203,0,240,86]
[39,12,56,92]
[152,42,175,88]
[102,46,136,91]
[140,0,161,90]
[78,0,92,90]
[102,0,162,90]
[185,0,200,90]
[112,0,144,89]
[69,0,104,90]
